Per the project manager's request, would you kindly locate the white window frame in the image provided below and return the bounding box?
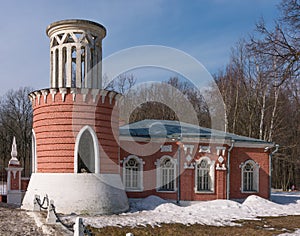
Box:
[194,156,215,193]
[123,155,144,192]
[240,160,259,193]
[156,155,177,192]
[74,125,100,174]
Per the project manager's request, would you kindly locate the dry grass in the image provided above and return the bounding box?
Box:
[88,215,300,236]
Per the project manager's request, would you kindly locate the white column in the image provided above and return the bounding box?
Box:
[76,46,82,88]
[51,49,57,88]
[66,46,72,87]
[58,47,63,87]
[92,49,97,88]
[85,47,91,88]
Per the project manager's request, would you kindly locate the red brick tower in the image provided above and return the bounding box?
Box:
[22,19,129,214]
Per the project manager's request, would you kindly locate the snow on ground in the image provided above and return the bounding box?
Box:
[64,192,300,229]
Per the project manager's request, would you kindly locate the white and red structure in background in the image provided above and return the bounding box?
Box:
[6,137,23,205]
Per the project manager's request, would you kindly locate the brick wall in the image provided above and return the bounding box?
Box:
[32,89,119,174]
[120,140,269,201]
[120,141,229,201]
[10,171,20,190]
[230,147,270,199]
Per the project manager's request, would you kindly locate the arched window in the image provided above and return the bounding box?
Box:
[123,155,143,191]
[241,160,259,192]
[74,126,99,174]
[31,129,37,173]
[156,156,176,192]
[195,157,215,192]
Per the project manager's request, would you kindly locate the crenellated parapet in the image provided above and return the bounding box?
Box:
[29,88,122,107]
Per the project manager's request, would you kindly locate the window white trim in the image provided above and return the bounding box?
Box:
[240,160,259,193]
[123,155,144,192]
[74,125,100,174]
[31,129,37,173]
[194,156,215,193]
[156,155,177,192]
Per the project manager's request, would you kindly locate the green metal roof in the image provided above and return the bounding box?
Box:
[119,119,272,144]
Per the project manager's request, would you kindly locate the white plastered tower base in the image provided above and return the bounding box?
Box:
[22,173,129,214]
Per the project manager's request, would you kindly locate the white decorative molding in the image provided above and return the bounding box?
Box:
[59,88,67,102]
[156,156,177,192]
[186,154,192,162]
[108,91,116,104]
[123,155,144,191]
[239,161,260,169]
[70,88,78,101]
[184,162,195,169]
[34,91,41,105]
[114,93,123,106]
[50,88,57,102]
[216,146,226,156]
[32,94,37,105]
[28,94,34,103]
[240,160,260,193]
[28,88,121,106]
[183,144,194,155]
[41,89,49,103]
[199,146,211,153]
[194,157,215,193]
[216,163,226,170]
[218,155,224,164]
[81,88,89,102]
[160,145,172,152]
[100,90,108,103]
[91,89,100,103]
[9,137,20,166]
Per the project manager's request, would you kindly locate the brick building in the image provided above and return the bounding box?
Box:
[21,18,276,214]
[119,119,274,201]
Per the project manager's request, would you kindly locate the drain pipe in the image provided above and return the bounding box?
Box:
[226,140,234,200]
[268,144,279,199]
[177,142,181,204]
[169,134,182,205]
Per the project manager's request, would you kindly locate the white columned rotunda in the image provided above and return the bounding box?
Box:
[47,19,105,89]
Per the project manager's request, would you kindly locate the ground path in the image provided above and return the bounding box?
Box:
[0,202,44,235]
[0,202,70,236]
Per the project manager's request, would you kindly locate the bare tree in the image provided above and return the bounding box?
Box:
[249,0,300,87]
[0,87,33,176]
[213,0,300,190]
[103,73,137,94]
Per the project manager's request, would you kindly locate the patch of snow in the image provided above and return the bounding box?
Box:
[128,195,169,212]
[271,191,300,205]
[279,229,300,236]
[62,192,300,229]
[242,195,287,216]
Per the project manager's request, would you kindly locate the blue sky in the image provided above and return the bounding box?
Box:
[0,0,280,96]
